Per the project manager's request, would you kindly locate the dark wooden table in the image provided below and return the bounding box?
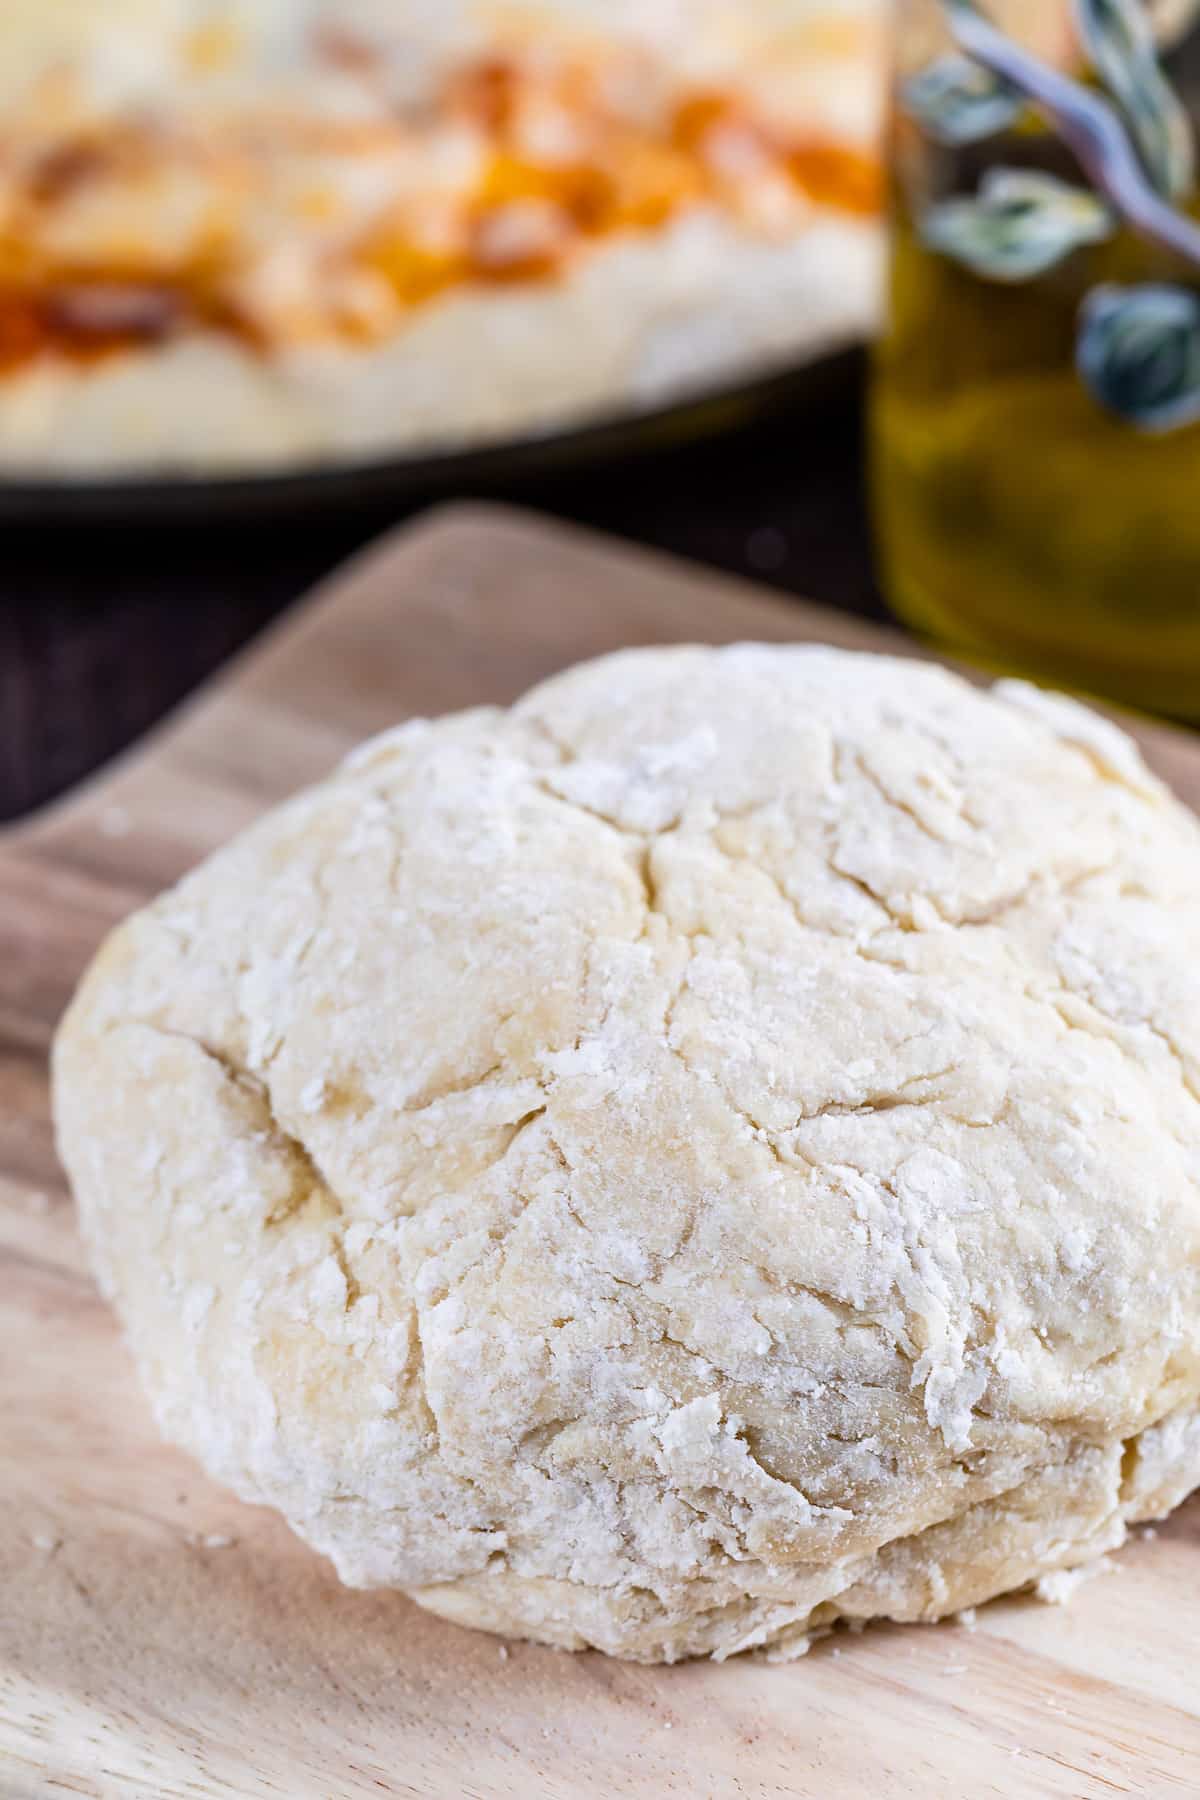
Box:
[0,364,884,822]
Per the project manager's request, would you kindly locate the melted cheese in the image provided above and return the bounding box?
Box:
[0,3,883,370]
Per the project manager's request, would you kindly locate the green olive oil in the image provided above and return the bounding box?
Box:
[874,195,1200,721]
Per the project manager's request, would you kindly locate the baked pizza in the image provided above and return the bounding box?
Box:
[0,1,885,477]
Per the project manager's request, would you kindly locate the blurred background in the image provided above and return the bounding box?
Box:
[4,0,1199,820]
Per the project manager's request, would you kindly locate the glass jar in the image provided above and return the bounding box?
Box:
[872,0,1200,720]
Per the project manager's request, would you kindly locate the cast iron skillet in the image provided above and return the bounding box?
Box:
[0,349,862,526]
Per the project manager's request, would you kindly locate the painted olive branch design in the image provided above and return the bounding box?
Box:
[905,0,1200,430]
[943,0,1200,259]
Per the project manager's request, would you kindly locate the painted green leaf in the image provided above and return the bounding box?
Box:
[904,54,1023,145]
[1077,281,1200,429]
[1073,0,1196,197]
[921,168,1115,281]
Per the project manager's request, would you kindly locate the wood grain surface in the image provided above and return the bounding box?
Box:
[4,504,1200,1800]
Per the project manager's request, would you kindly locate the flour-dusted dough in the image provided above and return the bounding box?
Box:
[54,647,1200,1662]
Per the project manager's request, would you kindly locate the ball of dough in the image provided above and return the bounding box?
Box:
[54,646,1200,1662]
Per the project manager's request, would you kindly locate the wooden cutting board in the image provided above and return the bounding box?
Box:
[4,505,1200,1800]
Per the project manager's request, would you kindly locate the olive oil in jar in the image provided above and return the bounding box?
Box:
[873,0,1200,721]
